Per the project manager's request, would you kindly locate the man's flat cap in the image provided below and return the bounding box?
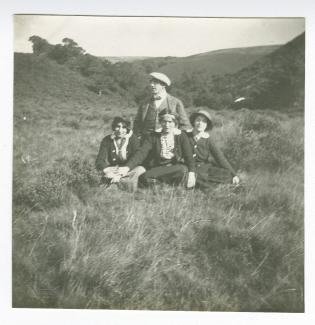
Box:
[149,72,171,87]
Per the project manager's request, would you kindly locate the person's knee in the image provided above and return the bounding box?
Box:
[129,166,146,177]
[176,164,188,177]
[139,172,157,187]
[179,164,188,173]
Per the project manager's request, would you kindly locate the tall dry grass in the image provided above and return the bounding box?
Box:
[12,108,304,311]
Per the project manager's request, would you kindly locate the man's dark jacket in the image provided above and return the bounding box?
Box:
[126,130,195,172]
[133,94,191,136]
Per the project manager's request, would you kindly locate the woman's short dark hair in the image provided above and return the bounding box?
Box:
[158,110,179,125]
[111,117,131,131]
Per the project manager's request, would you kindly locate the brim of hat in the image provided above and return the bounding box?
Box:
[150,77,169,86]
[190,112,213,130]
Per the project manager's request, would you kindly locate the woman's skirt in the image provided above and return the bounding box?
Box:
[195,162,232,189]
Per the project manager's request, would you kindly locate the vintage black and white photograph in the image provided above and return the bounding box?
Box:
[11,14,305,313]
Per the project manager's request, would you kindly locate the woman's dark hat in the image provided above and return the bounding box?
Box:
[190,109,213,131]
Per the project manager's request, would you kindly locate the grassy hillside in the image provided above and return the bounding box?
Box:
[12,106,304,311]
[225,32,305,111]
[172,33,305,111]
[135,45,280,82]
[14,53,133,126]
[12,38,304,311]
[24,34,303,112]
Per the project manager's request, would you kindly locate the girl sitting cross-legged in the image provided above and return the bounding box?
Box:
[95,116,145,191]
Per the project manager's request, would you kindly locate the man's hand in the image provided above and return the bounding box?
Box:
[111,174,122,183]
[118,166,130,177]
[103,167,112,174]
[187,172,196,189]
[103,167,118,179]
[232,176,240,186]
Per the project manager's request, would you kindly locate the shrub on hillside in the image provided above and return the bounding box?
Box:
[66,155,100,187]
[62,118,81,129]
[222,110,303,172]
[13,167,69,209]
[239,110,281,133]
[13,156,99,209]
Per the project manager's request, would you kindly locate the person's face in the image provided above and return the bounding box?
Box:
[194,115,208,133]
[150,78,165,96]
[161,118,176,134]
[114,122,128,138]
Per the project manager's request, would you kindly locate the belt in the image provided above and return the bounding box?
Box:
[159,161,174,167]
[196,162,207,168]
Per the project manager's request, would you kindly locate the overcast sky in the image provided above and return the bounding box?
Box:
[14,15,305,57]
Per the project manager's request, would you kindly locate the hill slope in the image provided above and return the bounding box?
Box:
[14,32,304,120]
[14,53,130,126]
[223,32,305,110]
[135,45,280,81]
[172,33,305,111]
[12,40,304,313]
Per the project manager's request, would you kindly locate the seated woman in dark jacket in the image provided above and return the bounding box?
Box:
[187,109,240,189]
[95,116,145,189]
[118,111,196,188]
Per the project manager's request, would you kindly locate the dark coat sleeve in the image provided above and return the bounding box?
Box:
[127,134,140,157]
[126,135,154,170]
[133,105,144,136]
[178,133,195,172]
[95,136,111,171]
[175,99,191,131]
[208,138,237,176]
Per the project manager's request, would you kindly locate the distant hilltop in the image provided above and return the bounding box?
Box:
[15,32,304,113]
[103,56,153,63]
[135,44,282,81]
[187,44,281,58]
[100,45,281,64]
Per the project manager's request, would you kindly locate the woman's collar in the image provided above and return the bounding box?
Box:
[193,131,210,139]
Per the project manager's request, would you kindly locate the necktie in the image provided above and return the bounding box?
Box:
[152,95,162,100]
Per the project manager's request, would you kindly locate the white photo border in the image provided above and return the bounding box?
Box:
[1,1,314,324]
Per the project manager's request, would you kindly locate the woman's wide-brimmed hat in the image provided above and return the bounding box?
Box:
[189,109,213,131]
